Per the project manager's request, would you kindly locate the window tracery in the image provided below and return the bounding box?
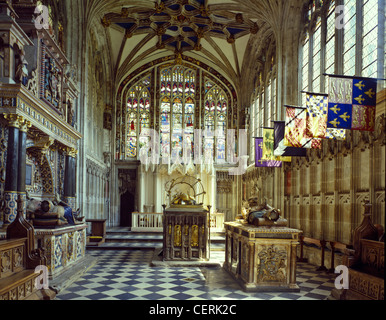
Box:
[126,74,151,158]
[123,64,231,164]
[204,79,228,163]
[160,65,196,162]
[300,0,383,103]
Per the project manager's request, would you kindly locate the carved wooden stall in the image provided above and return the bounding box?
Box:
[331,202,384,300]
[0,196,55,300]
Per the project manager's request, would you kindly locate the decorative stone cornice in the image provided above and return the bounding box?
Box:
[0,84,82,148]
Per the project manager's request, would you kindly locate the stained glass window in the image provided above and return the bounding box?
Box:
[343,0,356,76]
[324,2,335,91]
[266,79,272,126]
[300,0,384,108]
[312,17,322,92]
[250,96,259,163]
[126,74,151,159]
[260,90,265,135]
[160,65,196,162]
[362,0,378,78]
[301,33,310,106]
[123,65,232,162]
[204,79,228,163]
[255,96,259,139]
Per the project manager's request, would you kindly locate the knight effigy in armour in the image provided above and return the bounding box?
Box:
[240,194,288,227]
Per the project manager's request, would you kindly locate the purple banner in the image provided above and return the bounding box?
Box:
[255,137,282,167]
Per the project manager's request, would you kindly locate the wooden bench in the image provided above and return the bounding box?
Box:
[86,219,107,246]
[298,235,348,273]
[0,196,55,300]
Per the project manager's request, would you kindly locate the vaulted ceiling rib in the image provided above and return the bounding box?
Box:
[100,0,263,87]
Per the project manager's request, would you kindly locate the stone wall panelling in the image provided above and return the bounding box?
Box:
[339,192,352,244]
[302,195,311,238]
[373,139,385,226]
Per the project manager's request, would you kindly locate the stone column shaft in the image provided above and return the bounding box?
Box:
[3,114,21,225]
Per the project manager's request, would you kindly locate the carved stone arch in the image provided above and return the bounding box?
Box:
[26,147,54,196]
[40,153,54,195]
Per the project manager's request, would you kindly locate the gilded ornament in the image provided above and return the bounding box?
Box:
[174,225,182,247]
[191,225,199,247]
[257,245,287,282]
[101,16,111,28]
[3,114,23,128]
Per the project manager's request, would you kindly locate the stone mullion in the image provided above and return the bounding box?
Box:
[299,165,305,236]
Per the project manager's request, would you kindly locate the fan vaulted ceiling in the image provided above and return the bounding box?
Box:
[100,0,264,87]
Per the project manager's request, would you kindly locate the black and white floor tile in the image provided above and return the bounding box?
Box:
[55,250,336,301]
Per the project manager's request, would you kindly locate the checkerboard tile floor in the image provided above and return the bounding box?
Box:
[55,250,336,301]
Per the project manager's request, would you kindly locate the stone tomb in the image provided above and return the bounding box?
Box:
[224,221,301,292]
[34,224,87,280]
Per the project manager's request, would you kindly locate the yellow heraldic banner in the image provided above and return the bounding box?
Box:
[262,128,291,162]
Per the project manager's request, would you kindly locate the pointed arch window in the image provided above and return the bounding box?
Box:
[160,65,196,161]
[324,1,335,90]
[122,65,232,163]
[126,74,151,159]
[204,79,228,162]
[362,0,379,78]
[312,16,322,92]
[343,0,356,76]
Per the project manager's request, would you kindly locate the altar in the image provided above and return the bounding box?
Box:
[224,221,301,292]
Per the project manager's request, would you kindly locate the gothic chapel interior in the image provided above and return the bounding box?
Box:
[0,0,384,303]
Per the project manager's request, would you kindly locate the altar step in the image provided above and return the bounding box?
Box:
[86,227,226,251]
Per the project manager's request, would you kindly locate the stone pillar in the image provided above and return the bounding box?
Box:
[64,147,77,210]
[17,119,31,213]
[138,165,145,212]
[3,114,21,225]
[289,241,298,289]
[210,173,216,212]
[153,167,162,213]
